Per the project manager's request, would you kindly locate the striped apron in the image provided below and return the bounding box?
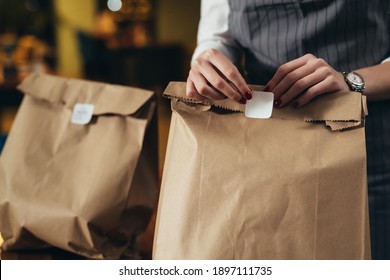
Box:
[228,0,390,259]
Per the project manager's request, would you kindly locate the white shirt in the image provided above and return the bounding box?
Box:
[192,0,390,66]
[191,0,239,65]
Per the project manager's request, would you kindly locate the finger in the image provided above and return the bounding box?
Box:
[204,49,253,98]
[272,63,317,100]
[266,54,316,91]
[276,70,325,107]
[199,62,246,103]
[295,76,342,107]
[186,77,206,101]
[189,70,227,101]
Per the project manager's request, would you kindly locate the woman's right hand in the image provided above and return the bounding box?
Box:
[186,49,253,104]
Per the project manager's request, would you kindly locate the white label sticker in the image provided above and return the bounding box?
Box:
[245,91,274,119]
[71,103,95,125]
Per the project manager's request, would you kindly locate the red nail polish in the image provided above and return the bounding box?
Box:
[245,92,252,100]
[293,101,300,108]
[264,85,270,92]
[239,97,247,104]
[274,98,282,107]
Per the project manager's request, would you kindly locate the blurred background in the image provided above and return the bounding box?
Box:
[0,0,200,169]
[0,0,200,259]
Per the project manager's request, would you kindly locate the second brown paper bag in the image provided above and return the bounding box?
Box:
[0,73,159,259]
[153,82,370,260]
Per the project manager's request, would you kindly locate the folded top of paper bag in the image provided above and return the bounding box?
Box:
[18,73,154,116]
[163,82,367,131]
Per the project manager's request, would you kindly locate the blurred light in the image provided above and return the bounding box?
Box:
[107,0,122,12]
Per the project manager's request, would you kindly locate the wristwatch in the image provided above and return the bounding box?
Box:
[343,71,365,93]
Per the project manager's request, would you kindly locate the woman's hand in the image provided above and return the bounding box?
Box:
[186,49,253,104]
[265,54,349,108]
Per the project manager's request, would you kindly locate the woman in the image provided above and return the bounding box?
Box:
[187,0,390,259]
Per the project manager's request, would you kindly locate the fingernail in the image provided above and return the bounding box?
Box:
[264,85,270,92]
[293,101,300,108]
[274,98,282,107]
[244,92,252,100]
[239,97,247,104]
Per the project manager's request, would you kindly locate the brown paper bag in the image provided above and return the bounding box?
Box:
[153,82,370,260]
[0,73,159,259]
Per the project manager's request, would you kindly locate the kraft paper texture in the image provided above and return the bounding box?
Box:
[0,73,159,259]
[153,82,370,260]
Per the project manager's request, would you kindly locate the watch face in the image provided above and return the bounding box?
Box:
[346,72,364,86]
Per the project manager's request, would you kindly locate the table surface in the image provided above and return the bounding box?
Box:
[1,248,87,260]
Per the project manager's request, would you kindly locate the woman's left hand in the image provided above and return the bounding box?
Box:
[265,54,349,108]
